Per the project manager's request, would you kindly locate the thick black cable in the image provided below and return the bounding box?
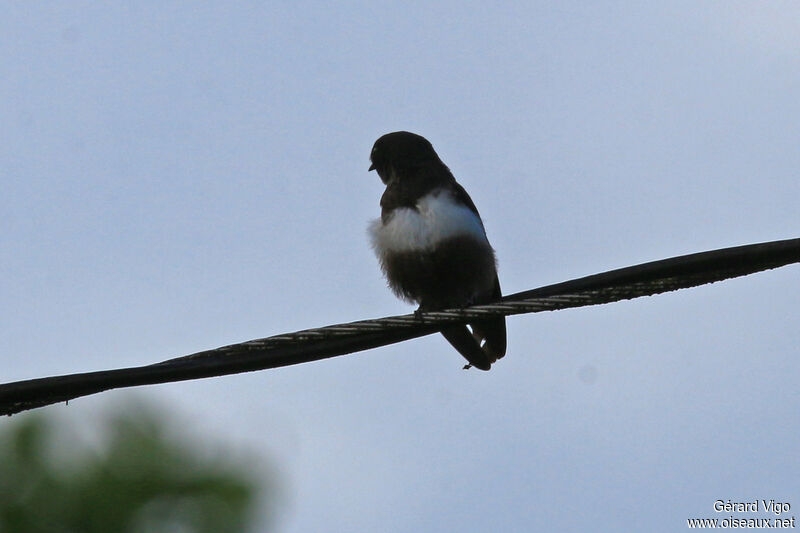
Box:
[1,237,797,416]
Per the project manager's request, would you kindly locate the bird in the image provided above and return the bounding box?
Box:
[367,131,506,370]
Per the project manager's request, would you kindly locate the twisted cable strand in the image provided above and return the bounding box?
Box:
[1,238,797,416]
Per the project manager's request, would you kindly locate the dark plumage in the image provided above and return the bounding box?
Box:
[368,131,507,370]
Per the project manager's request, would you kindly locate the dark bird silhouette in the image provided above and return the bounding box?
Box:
[368,131,507,370]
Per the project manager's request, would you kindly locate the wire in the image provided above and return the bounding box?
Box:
[1,237,798,416]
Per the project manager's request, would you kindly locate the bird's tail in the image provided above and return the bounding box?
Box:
[441,317,506,371]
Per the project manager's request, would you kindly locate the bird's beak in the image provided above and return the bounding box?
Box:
[368,163,376,171]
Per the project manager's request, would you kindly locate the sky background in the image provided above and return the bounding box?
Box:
[2,2,799,531]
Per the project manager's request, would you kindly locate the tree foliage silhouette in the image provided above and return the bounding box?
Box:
[0,407,274,533]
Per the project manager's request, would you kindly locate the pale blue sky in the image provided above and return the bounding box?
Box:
[2,3,798,531]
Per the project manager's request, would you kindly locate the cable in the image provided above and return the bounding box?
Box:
[1,237,798,416]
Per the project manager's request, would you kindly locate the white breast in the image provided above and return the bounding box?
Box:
[369,189,488,254]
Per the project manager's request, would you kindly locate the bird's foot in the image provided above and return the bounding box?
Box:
[462,295,477,309]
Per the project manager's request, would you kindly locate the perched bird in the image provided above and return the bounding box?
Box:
[368,131,507,370]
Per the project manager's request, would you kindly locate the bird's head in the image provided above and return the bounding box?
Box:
[369,131,441,184]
